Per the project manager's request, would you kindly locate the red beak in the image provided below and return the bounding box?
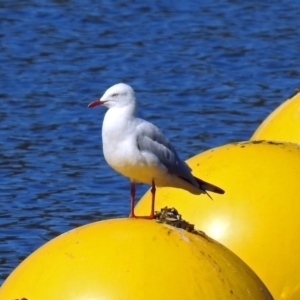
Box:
[88,100,105,108]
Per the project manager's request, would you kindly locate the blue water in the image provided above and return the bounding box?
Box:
[0,0,299,284]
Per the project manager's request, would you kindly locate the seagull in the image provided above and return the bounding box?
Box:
[88,83,224,219]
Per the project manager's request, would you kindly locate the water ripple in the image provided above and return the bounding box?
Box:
[1,0,300,284]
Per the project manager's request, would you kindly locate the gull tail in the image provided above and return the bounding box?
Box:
[194,177,225,195]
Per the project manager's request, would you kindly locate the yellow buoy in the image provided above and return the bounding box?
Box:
[0,218,272,299]
[135,141,300,300]
[251,89,300,143]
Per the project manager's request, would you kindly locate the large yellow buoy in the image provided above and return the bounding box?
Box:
[135,141,300,300]
[251,89,300,143]
[0,218,272,299]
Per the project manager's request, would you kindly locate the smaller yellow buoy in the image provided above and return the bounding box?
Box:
[0,218,272,300]
[251,89,300,143]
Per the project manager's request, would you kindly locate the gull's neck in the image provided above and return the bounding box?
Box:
[108,102,136,120]
[102,102,137,139]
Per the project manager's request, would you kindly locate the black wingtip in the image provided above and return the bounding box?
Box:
[194,177,225,195]
[212,186,225,194]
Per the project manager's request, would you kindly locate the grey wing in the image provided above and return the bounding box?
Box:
[136,120,198,186]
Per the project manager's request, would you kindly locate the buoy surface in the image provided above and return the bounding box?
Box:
[0,218,272,300]
[251,90,300,143]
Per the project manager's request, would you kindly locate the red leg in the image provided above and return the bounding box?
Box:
[150,179,156,219]
[129,181,136,218]
[128,180,156,219]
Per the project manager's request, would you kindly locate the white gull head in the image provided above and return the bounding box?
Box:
[88,83,136,109]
